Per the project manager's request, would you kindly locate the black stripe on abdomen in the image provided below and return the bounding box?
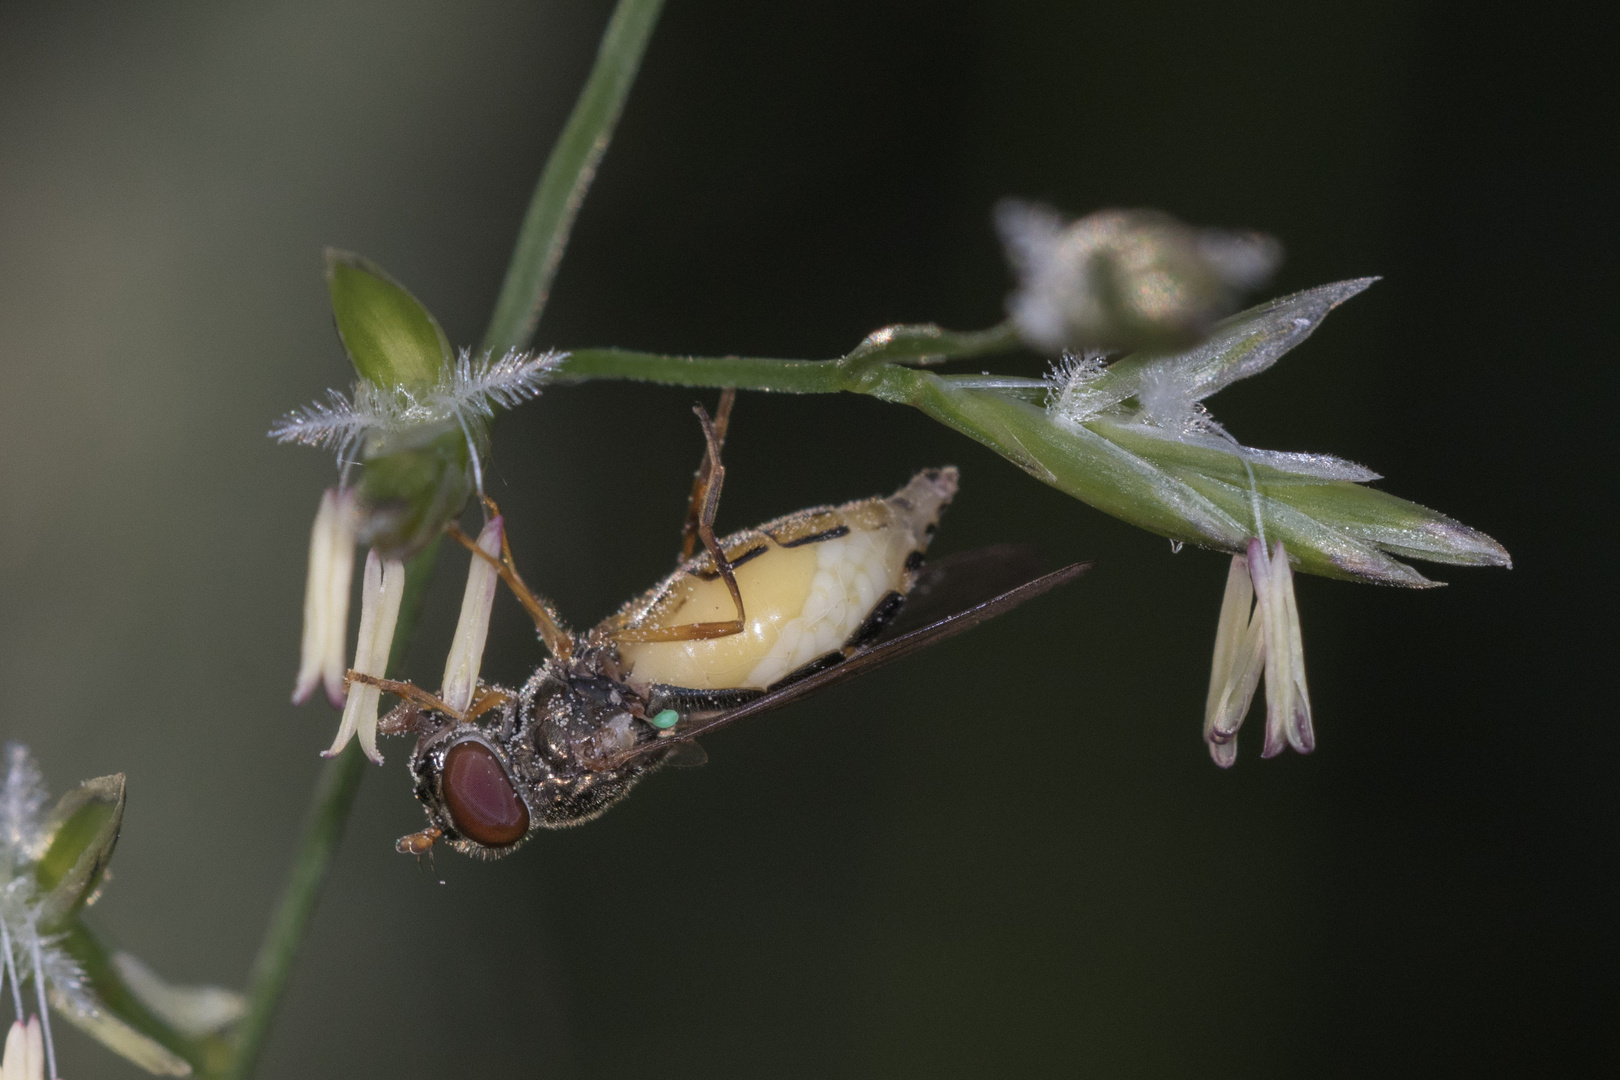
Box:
[777,524,850,548]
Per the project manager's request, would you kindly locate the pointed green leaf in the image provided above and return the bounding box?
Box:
[1276,481,1512,569]
[1088,278,1378,411]
[326,249,451,392]
[33,773,124,931]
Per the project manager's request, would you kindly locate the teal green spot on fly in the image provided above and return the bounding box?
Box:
[650,709,679,730]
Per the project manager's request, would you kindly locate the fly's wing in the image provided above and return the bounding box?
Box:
[882,543,1046,639]
[613,557,1089,765]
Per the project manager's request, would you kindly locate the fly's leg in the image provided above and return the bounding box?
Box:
[613,400,748,645]
[347,671,464,719]
[680,388,735,563]
[447,499,574,661]
[464,686,514,723]
[399,828,441,855]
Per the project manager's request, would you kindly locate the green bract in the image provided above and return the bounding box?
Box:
[320,253,474,558]
[326,250,451,393]
[31,773,124,931]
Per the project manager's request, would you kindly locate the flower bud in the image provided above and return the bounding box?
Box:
[996,200,1281,354]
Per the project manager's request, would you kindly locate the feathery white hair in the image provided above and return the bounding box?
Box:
[269,348,565,463]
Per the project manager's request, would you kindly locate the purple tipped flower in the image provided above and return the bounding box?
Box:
[1203,540,1314,767]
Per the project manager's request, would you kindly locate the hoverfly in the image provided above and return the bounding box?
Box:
[354,392,1087,859]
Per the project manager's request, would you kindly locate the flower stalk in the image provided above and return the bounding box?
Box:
[232,2,669,1077]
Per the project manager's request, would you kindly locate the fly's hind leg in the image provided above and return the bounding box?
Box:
[613,397,748,645]
[680,388,734,562]
[447,498,574,661]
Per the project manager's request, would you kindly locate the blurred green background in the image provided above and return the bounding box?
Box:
[0,1,1612,1076]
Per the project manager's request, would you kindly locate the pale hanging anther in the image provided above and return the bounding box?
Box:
[1202,540,1314,766]
[440,516,504,716]
[2,1016,47,1080]
[293,487,357,707]
[326,548,406,763]
[1249,538,1314,758]
[1203,554,1266,767]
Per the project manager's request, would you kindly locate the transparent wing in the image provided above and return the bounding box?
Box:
[612,556,1089,765]
[882,543,1047,639]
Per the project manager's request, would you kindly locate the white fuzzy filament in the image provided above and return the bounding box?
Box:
[440,517,504,716]
[326,549,406,764]
[293,487,356,707]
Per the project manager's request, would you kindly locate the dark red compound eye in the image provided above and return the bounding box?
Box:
[442,741,529,848]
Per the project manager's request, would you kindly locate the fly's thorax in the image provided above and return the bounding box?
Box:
[609,467,958,694]
[512,658,667,825]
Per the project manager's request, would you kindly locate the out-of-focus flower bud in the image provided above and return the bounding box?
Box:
[29,773,125,933]
[1,746,223,1077]
[995,200,1282,354]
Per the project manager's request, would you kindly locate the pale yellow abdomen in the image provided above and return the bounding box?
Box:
[612,468,957,692]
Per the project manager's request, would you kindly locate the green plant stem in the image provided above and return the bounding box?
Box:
[223,542,440,1080]
[556,320,1024,396]
[221,748,365,1080]
[482,0,666,356]
[222,3,670,1073]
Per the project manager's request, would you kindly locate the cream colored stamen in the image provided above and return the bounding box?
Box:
[2,1016,45,1080]
[293,487,356,707]
[326,548,406,763]
[1204,554,1266,767]
[1248,539,1314,758]
[440,517,504,716]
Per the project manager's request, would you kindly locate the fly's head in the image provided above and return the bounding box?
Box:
[399,659,666,859]
[401,683,540,860]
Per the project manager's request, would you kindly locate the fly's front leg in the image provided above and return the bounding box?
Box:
[614,400,748,646]
[347,671,463,720]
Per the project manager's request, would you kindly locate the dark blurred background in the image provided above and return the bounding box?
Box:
[0,1,1613,1076]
